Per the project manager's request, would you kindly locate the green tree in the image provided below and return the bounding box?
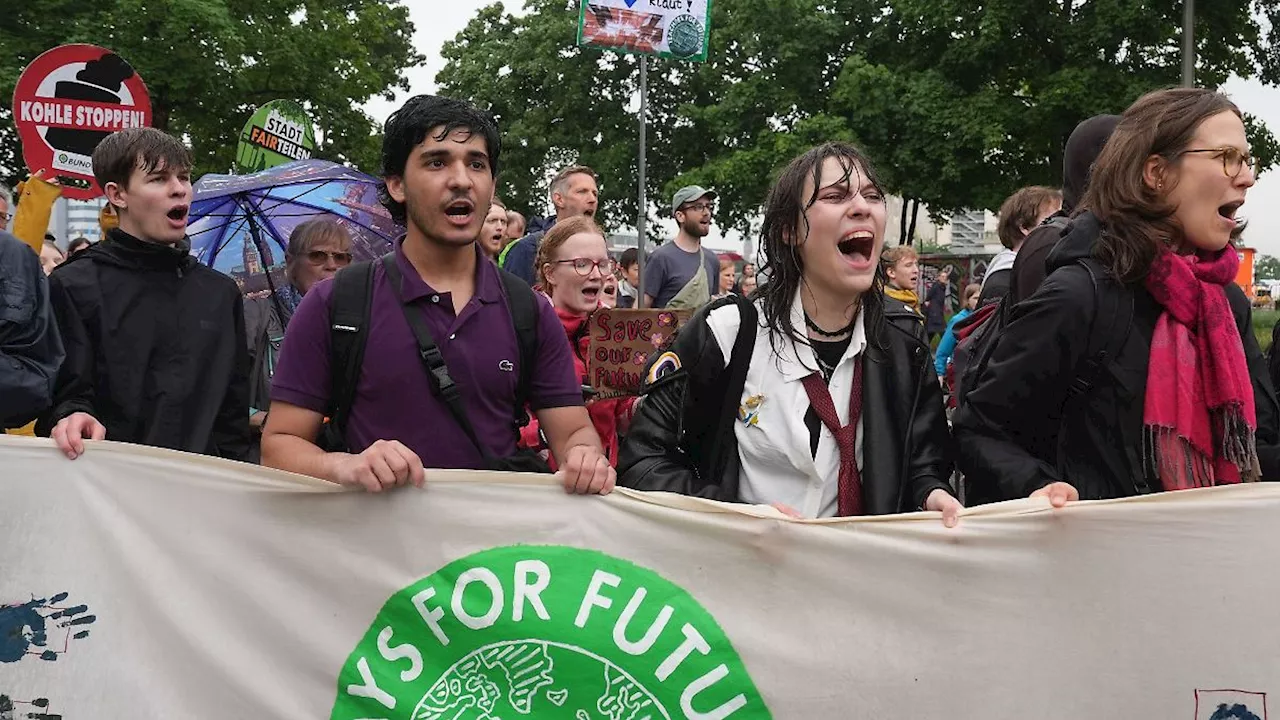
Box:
[831,0,1280,226]
[437,1,712,234]
[1,0,423,188]
[436,0,1280,242]
[1256,254,1280,282]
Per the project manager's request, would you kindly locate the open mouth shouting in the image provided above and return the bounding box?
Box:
[837,230,876,271]
[444,198,475,227]
[580,282,602,305]
[1219,199,1245,228]
[166,204,189,229]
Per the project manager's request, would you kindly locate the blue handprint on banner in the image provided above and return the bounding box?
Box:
[0,693,62,719]
[0,593,95,664]
[1210,704,1263,720]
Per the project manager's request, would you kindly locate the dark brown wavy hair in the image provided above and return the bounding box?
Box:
[1079,88,1243,284]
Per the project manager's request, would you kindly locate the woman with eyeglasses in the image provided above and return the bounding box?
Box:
[244,218,353,438]
[518,216,634,466]
[955,87,1280,506]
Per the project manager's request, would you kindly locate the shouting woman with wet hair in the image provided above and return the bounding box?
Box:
[618,142,960,524]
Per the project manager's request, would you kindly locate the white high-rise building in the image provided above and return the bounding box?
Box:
[65,198,106,244]
[46,197,107,249]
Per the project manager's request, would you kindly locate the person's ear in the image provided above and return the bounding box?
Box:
[1143,155,1168,194]
[103,181,128,211]
[385,175,407,204]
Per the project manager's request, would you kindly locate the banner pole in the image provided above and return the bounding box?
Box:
[1181,0,1195,87]
[636,54,648,307]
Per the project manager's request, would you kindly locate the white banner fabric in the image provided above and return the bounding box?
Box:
[1,435,1278,720]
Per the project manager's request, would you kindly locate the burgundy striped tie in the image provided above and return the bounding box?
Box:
[799,358,865,516]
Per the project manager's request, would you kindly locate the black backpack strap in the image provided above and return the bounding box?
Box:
[1068,257,1133,399]
[497,269,540,432]
[707,295,758,484]
[1045,214,1071,232]
[381,254,495,463]
[319,259,376,452]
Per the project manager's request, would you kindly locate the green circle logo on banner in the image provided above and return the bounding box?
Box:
[330,545,771,719]
[666,15,705,59]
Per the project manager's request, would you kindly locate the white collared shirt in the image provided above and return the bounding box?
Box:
[706,292,867,519]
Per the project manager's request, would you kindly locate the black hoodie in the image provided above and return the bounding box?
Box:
[37,228,252,461]
[1008,115,1121,304]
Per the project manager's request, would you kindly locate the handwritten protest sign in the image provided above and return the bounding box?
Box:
[586,308,689,398]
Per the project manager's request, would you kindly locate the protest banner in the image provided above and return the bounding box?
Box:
[577,0,712,62]
[586,308,690,398]
[11,45,152,200]
[2,435,1278,719]
[235,100,317,173]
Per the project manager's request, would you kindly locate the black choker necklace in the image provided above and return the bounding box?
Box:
[804,311,857,338]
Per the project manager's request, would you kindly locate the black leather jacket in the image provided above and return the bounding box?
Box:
[618,294,955,514]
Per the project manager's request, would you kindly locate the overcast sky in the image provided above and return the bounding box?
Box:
[367,2,1280,255]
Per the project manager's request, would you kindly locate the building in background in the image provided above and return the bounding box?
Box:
[46,197,108,247]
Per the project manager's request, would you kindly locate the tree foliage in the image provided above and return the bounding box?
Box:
[1256,254,1280,282]
[436,0,1280,240]
[1,0,423,188]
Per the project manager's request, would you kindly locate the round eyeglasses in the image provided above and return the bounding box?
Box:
[551,258,616,276]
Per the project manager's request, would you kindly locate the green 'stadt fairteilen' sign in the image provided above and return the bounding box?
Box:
[235,99,316,173]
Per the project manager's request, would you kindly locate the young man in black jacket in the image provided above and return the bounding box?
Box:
[39,128,252,461]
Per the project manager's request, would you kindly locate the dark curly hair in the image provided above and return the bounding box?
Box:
[377,95,501,226]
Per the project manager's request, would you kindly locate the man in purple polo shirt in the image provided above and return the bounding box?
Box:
[261,95,614,495]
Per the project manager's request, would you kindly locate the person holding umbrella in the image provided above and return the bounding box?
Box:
[245,218,352,437]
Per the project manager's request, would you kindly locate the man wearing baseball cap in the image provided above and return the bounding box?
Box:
[643,185,720,309]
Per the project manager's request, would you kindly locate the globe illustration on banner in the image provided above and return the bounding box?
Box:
[329,545,771,720]
[413,640,669,720]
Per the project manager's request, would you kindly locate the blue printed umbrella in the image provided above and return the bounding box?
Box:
[188,159,404,298]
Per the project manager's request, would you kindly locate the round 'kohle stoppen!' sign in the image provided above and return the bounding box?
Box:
[12,44,153,200]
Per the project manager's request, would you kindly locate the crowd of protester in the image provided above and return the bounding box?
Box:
[2,86,1275,524]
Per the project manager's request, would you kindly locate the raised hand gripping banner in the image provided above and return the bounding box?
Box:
[1,435,1278,719]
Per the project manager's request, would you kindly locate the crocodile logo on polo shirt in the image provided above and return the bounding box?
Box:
[330,545,771,719]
